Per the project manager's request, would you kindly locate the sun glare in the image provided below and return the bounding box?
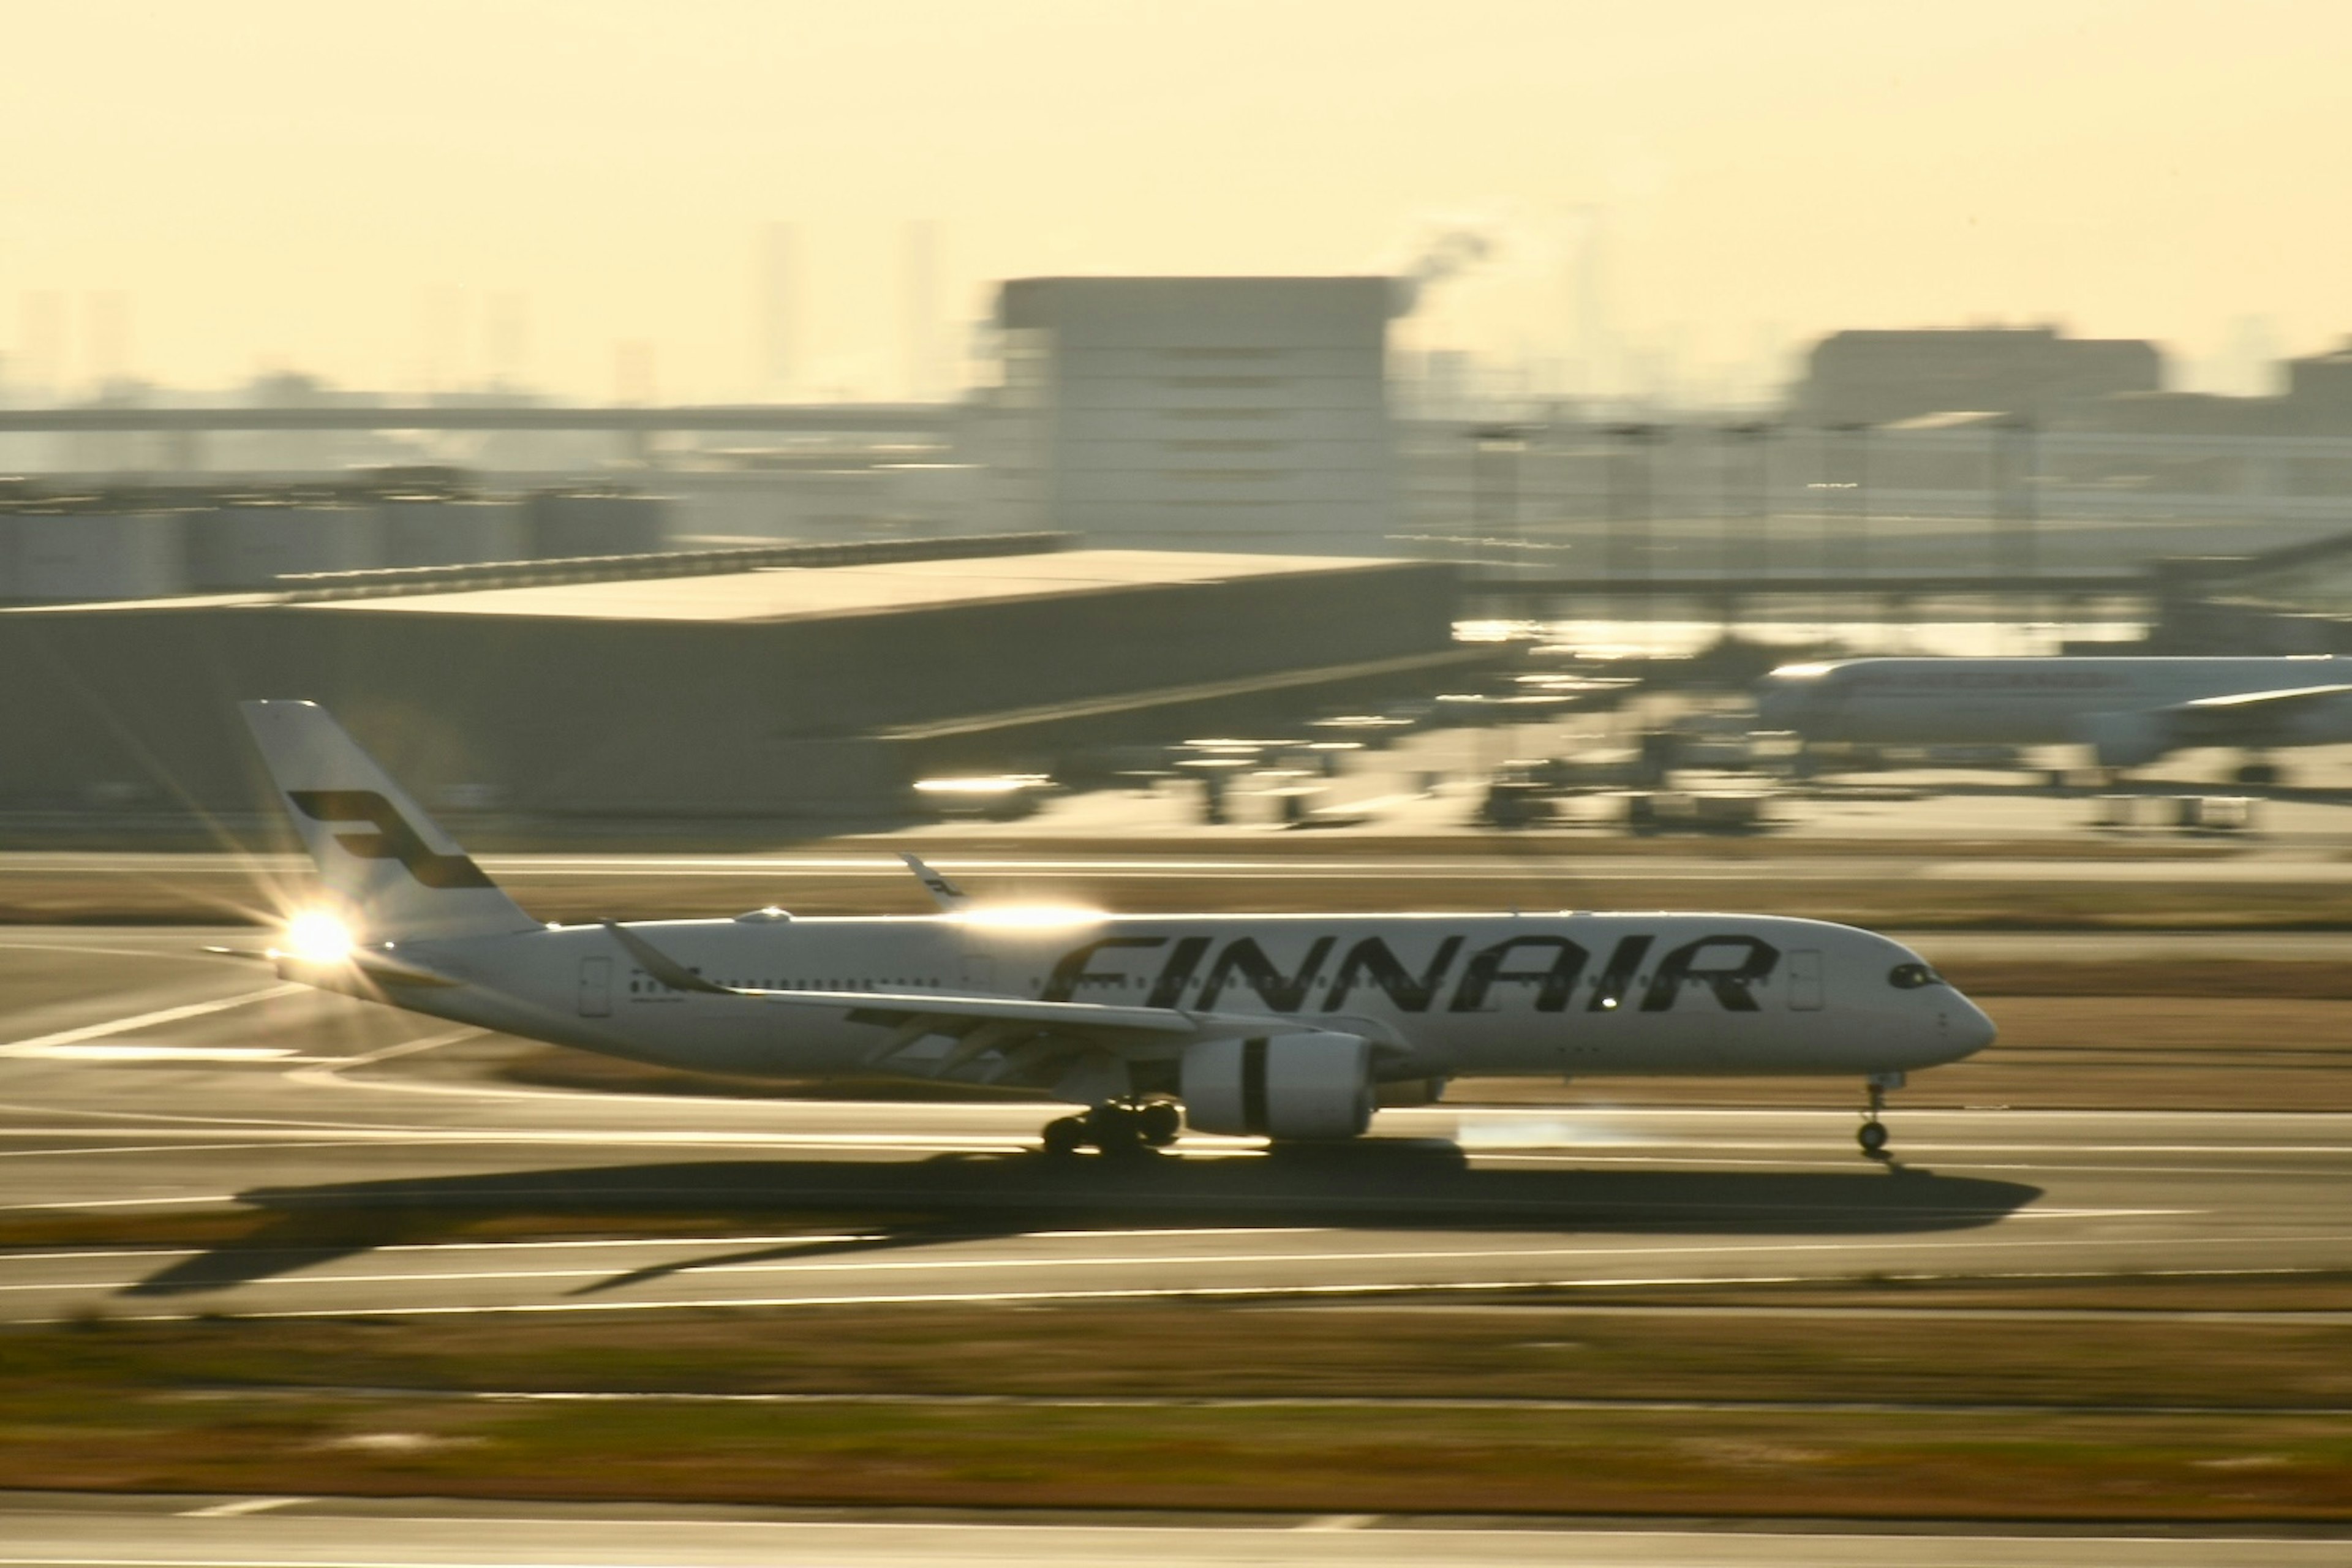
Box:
[277,909,357,963]
[958,905,1106,930]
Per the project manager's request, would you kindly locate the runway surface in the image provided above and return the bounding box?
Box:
[2,928,2348,1325]
[2,1493,2346,1568]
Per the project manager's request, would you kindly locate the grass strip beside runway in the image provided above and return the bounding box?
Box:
[4,1302,2350,1520]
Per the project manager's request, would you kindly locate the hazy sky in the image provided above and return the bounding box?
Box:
[4,0,2346,401]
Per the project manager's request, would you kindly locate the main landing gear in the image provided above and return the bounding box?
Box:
[1858,1070,1905,1159]
[1041,1099,1182,1157]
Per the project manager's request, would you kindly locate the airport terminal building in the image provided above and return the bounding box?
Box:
[0,537,1465,838]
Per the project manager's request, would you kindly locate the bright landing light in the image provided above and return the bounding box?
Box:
[276,909,357,963]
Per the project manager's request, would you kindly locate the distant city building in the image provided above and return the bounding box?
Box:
[1795,326,2163,424]
[2286,339,2352,421]
[2051,335,2352,438]
[981,277,1396,554]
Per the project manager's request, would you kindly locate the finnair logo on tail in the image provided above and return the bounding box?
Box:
[286,790,496,890]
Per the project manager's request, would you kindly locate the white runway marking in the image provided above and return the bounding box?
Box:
[70,1264,2352,1325]
[290,1026,484,1079]
[0,1139,378,1161]
[0,938,252,963]
[17,1227,2346,1301]
[0,1194,238,1211]
[5,1527,2350,1568]
[0,985,306,1059]
[177,1497,307,1518]
[32,1044,307,1063]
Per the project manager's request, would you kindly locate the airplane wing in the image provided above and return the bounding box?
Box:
[598,920,1363,1087]
[2166,683,2352,747]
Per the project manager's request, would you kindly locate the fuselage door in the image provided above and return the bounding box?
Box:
[960,934,998,997]
[1787,949,1824,1011]
[578,956,612,1017]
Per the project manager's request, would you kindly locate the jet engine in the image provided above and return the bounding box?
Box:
[2078,709,2174,769]
[1180,1033,1376,1140]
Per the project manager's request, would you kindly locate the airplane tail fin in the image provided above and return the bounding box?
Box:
[239,700,537,940]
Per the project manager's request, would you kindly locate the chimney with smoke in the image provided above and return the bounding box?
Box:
[1390,228,1495,315]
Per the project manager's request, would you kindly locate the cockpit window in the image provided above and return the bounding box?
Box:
[1887,962,1943,990]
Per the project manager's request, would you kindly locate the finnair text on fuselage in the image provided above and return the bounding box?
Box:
[341,911,1985,1088]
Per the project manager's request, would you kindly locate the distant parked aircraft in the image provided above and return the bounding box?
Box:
[1757,655,2352,783]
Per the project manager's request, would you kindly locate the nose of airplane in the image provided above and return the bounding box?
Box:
[1944,993,1999,1058]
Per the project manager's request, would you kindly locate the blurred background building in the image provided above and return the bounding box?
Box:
[1792,326,2163,425]
[9,273,2352,834]
[979,276,1396,554]
[0,533,1468,834]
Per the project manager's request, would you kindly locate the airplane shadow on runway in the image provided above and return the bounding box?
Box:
[119,1140,2040,1300]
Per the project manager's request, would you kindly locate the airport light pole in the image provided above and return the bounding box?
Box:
[1993,415,2040,645]
[1600,422,1659,619]
[1992,414,2038,579]
[1813,421,1871,641]
[1823,421,1871,582]
[1721,421,1773,633]
[1469,423,1527,564]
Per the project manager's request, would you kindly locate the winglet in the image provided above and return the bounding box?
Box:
[899,853,970,912]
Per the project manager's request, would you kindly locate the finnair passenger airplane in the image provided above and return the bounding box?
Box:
[1757,655,2352,781]
[241,701,1995,1158]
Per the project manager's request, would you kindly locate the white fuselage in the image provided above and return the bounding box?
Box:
[292,910,1994,1099]
[1756,655,2352,747]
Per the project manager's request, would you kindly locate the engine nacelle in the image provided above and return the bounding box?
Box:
[2078,708,2174,769]
[1180,1033,1376,1140]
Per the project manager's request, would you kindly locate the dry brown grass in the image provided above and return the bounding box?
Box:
[6,1302,2350,1519]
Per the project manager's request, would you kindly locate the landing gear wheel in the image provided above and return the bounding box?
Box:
[1041,1115,1088,1158]
[1084,1104,1147,1156]
[1136,1101,1182,1147]
[1858,1071,1903,1161]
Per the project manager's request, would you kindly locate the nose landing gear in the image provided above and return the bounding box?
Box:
[1041,1099,1183,1157]
[1858,1071,1905,1158]
[2234,755,2281,788]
